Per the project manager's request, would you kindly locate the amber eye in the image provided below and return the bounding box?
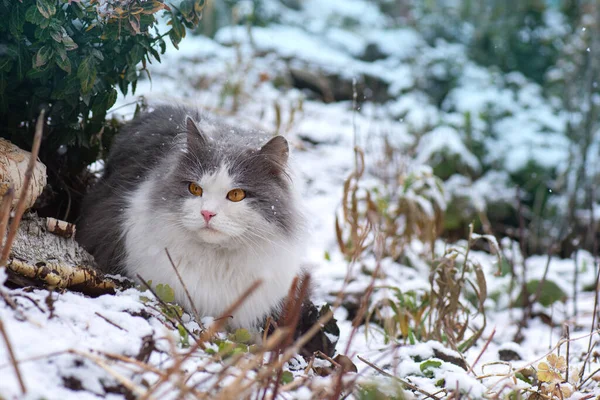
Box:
[227,188,246,202]
[188,182,203,196]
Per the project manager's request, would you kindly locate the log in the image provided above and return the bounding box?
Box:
[0,138,46,211]
[4,214,118,297]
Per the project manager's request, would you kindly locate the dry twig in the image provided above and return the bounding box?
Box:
[0,109,44,267]
[0,318,26,394]
[358,355,442,400]
[165,248,204,330]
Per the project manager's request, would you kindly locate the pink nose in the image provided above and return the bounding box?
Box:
[201,210,216,223]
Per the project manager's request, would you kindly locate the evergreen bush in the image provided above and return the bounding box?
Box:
[0,0,204,218]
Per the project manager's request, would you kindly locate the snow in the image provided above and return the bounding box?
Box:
[415,125,481,172]
[3,0,600,398]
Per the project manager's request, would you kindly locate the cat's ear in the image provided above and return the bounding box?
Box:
[259,136,289,165]
[186,116,207,147]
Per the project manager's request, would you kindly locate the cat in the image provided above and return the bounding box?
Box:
[76,105,305,329]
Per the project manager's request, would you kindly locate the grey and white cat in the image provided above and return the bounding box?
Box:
[77,105,304,329]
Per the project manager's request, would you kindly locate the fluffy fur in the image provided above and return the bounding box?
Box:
[77,105,304,328]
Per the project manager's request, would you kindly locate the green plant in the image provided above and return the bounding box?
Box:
[0,0,204,218]
[368,288,430,344]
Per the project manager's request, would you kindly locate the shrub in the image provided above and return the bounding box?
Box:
[0,0,204,218]
[414,0,565,84]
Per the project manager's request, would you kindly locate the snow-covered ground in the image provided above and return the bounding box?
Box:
[2,1,600,399]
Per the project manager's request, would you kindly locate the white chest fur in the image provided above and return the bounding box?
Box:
[122,179,302,329]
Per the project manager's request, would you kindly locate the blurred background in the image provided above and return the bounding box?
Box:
[171,0,600,260]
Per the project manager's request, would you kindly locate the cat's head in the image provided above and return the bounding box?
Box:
[154,116,298,247]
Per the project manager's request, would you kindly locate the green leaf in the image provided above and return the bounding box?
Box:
[515,372,532,384]
[420,359,442,378]
[280,371,293,385]
[26,5,46,25]
[515,279,568,308]
[232,328,252,344]
[91,49,104,61]
[126,45,144,67]
[194,0,205,14]
[106,87,118,110]
[169,15,186,48]
[54,42,67,59]
[154,283,176,303]
[36,0,56,19]
[9,6,25,38]
[0,58,13,73]
[54,54,71,73]
[62,35,78,51]
[25,5,39,23]
[35,45,53,68]
[218,341,235,355]
[71,2,85,19]
[27,64,51,79]
[356,384,391,400]
[158,37,166,54]
[50,28,62,43]
[525,279,567,307]
[139,296,151,303]
[179,0,193,17]
[178,324,189,347]
[407,329,416,345]
[141,0,165,14]
[77,56,96,94]
[129,14,141,34]
[173,15,186,38]
[148,47,160,62]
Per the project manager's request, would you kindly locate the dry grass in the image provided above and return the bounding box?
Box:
[333,136,487,356]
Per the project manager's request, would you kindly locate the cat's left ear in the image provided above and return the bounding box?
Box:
[259,136,289,165]
[186,116,207,147]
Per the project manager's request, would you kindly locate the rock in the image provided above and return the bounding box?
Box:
[498,349,522,361]
[288,66,390,103]
[360,43,388,62]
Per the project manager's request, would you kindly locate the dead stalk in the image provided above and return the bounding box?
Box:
[71,349,150,398]
[467,329,495,375]
[95,312,128,332]
[165,248,204,330]
[0,109,44,267]
[581,261,600,383]
[215,330,290,400]
[100,351,164,375]
[0,318,26,394]
[565,324,570,383]
[233,308,335,397]
[269,275,311,399]
[0,189,14,249]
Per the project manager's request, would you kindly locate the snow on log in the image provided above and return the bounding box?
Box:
[0,138,46,211]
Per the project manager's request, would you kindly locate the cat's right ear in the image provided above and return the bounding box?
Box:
[186,116,207,147]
